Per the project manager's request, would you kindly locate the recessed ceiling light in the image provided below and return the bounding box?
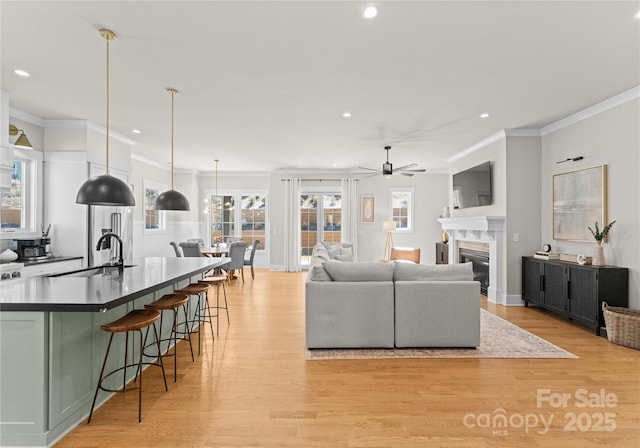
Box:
[14,69,30,77]
[132,129,141,134]
[363,6,378,19]
[480,113,490,118]
[343,112,352,118]
[635,10,640,19]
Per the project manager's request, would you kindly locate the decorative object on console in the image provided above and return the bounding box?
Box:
[559,253,592,265]
[553,165,606,241]
[382,220,396,260]
[442,206,451,218]
[154,88,190,211]
[588,220,616,266]
[8,124,32,149]
[76,29,135,207]
[441,230,449,244]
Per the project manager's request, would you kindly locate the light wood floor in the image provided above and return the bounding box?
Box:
[58,270,639,447]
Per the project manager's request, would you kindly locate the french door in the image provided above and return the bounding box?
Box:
[300,193,341,265]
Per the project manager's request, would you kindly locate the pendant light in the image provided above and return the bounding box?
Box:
[76,29,135,207]
[154,88,190,211]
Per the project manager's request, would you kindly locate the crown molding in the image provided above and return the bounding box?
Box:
[86,121,137,146]
[505,129,541,137]
[131,152,169,171]
[541,85,640,135]
[446,130,506,163]
[9,108,46,127]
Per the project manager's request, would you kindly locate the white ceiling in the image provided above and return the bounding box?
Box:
[2,1,639,174]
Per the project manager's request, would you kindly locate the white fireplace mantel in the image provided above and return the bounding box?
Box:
[438,216,509,305]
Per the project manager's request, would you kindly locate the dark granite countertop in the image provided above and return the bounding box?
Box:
[0,257,229,312]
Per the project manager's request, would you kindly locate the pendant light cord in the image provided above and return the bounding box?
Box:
[100,28,117,176]
[170,90,175,189]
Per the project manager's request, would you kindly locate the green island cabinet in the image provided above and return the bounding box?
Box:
[521,256,628,335]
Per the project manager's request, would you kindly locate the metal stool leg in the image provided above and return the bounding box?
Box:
[88,333,115,424]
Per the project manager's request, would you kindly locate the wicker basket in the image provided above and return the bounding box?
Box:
[602,302,640,350]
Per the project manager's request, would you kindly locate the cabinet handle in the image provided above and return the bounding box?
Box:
[540,274,544,291]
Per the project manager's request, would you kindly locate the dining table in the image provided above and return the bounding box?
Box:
[201,248,229,257]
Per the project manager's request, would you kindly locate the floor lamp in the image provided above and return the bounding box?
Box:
[383,220,396,260]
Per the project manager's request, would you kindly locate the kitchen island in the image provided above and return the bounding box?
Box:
[0,256,229,447]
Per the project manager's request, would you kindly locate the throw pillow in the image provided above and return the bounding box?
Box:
[313,247,330,261]
[339,246,353,257]
[335,253,354,262]
[323,261,394,282]
[327,248,340,259]
[394,261,473,281]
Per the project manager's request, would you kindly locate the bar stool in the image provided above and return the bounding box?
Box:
[88,309,168,424]
[199,275,229,336]
[174,283,214,354]
[144,293,194,382]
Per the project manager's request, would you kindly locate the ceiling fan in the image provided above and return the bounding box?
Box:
[357,146,426,177]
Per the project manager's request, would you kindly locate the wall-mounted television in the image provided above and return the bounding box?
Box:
[452,161,492,209]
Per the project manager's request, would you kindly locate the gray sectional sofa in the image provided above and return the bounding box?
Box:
[305,253,480,349]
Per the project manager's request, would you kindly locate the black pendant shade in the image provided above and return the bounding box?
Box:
[154,188,190,211]
[76,174,135,206]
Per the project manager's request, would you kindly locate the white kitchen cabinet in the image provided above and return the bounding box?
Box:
[21,259,83,278]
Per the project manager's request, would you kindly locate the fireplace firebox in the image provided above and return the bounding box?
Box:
[459,248,489,296]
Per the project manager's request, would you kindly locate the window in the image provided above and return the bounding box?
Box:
[207,191,267,250]
[1,161,25,229]
[1,148,40,233]
[241,195,265,250]
[144,181,166,231]
[300,193,341,261]
[390,188,414,232]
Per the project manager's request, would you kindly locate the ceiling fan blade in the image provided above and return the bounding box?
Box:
[394,163,418,171]
[362,172,382,178]
[402,168,426,173]
[400,172,415,177]
[357,166,381,172]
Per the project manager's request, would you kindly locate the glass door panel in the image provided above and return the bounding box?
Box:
[300,193,341,265]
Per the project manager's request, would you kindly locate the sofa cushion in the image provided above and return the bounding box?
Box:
[394,261,474,281]
[336,253,354,262]
[322,241,354,250]
[308,263,333,281]
[323,261,394,282]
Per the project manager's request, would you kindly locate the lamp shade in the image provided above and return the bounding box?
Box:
[14,133,32,149]
[76,174,135,206]
[383,220,397,231]
[154,189,190,211]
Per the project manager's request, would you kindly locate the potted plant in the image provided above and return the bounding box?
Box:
[588,220,616,266]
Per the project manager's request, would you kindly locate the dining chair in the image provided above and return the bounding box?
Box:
[390,247,421,264]
[221,241,247,283]
[169,241,182,257]
[179,242,204,258]
[187,238,205,248]
[244,240,260,279]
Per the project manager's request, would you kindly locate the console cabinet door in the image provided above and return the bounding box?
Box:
[542,263,567,314]
[522,258,543,304]
[567,266,598,325]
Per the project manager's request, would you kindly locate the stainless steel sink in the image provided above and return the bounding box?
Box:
[48,265,136,278]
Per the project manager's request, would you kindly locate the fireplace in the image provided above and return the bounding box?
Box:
[438,216,509,305]
[458,246,490,296]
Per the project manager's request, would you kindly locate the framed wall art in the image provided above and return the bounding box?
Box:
[553,164,607,241]
[361,195,375,223]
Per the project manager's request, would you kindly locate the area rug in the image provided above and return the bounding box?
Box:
[306,309,577,360]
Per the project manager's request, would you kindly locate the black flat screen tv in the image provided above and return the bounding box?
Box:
[452,161,492,209]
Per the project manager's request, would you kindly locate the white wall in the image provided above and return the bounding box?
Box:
[541,96,640,309]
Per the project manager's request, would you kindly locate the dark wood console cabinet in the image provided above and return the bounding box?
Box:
[435,242,448,264]
[521,256,628,335]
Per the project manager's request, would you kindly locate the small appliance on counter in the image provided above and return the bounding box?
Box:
[14,238,52,261]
